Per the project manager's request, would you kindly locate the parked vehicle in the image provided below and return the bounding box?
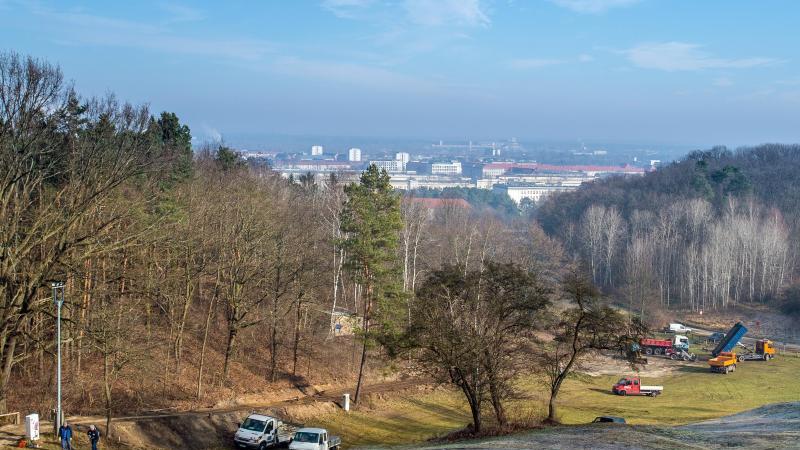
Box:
[736,339,776,362]
[707,332,725,344]
[611,377,663,397]
[708,351,737,374]
[711,322,748,357]
[664,323,693,334]
[640,335,696,361]
[592,416,626,424]
[234,414,294,449]
[289,428,341,450]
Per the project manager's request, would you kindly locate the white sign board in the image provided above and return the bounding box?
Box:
[25,413,40,441]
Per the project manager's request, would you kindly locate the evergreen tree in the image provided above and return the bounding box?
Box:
[340,164,404,404]
[156,112,193,182]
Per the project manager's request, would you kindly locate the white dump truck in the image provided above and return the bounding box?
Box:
[234,413,294,449]
[288,427,341,450]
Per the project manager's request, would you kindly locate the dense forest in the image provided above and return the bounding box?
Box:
[537,145,800,314]
[408,186,520,217]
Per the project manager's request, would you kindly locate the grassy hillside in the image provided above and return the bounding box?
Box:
[311,355,800,449]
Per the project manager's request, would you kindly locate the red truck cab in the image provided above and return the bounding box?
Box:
[611,376,663,397]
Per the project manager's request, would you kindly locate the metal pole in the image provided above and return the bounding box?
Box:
[52,282,65,434]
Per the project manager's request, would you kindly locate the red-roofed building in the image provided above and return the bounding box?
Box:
[482,162,645,178]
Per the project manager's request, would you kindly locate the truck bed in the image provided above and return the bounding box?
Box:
[712,322,748,357]
[641,385,663,391]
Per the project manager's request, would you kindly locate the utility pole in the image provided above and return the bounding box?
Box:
[52,281,65,434]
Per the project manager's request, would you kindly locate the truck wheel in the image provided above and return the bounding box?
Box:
[732,364,736,372]
[655,348,662,355]
[620,391,626,396]
[259,443,267,450]
[764,354,771,361]
[645,348,653,355]
[737,355,744,362]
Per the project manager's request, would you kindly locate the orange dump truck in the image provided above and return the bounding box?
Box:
[708,352,737,374]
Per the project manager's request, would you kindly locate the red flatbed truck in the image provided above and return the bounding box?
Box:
[611,376,663,397]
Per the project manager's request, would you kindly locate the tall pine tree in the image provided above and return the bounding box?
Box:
[340,164,404,404]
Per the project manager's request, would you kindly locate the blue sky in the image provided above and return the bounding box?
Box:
[2,0,799,146]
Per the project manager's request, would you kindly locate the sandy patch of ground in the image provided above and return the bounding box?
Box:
[580,352,701,377]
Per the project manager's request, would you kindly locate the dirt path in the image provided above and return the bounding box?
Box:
[0,377,424,449]
[63,377,423,425]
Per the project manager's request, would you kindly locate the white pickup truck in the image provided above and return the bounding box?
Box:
[289,427,341,450]
[234,413,294,449]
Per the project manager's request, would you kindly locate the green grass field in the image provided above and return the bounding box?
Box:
[312,354,800,449]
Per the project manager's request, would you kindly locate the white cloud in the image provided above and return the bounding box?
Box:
[510,54,593,69]
[713,77,734,87]
[158,2,205,23]
[509,58,564,69]
[550,0,640,14]
[403,0,490,27]
[321,0,374,19]
[625,42,778,71]
[26,4,274,61]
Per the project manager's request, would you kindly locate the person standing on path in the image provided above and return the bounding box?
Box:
[87,424,101,450]
[58,421,73,450]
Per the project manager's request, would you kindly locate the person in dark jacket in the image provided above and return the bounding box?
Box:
[87,424,101,450]
[58,421,73,450]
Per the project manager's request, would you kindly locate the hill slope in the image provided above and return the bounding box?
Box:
[377,402,800,450]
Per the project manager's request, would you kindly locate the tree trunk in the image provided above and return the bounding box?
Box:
[353,328,368,404]
[103,352,113,439]
[223,327,238,381]
[354,283,371,404]
[488,381,506,426]
[548,387,559,423]
[197,272,217,399]
[0,334,18,414]
[174,252,195,375]
[292,294,303,376]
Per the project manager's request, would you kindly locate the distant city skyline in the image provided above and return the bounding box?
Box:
[2,0,799,147]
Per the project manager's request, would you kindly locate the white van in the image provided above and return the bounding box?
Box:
[234,414,293,449]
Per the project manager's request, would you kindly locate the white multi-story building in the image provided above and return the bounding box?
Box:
[389,174,473,190]
[311,145,324,156]
[493,184,575,204]
[369,160,405,173]
[431,161,462,175]
[395,152,410,164]
[348,148,362,162]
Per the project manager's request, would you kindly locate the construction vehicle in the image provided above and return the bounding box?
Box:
[709,351,737,374]
[711,322,748,357]
[736,339,776,362]
[611,376,663,397]
[708,322,748,373]
[640,335,697,361]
